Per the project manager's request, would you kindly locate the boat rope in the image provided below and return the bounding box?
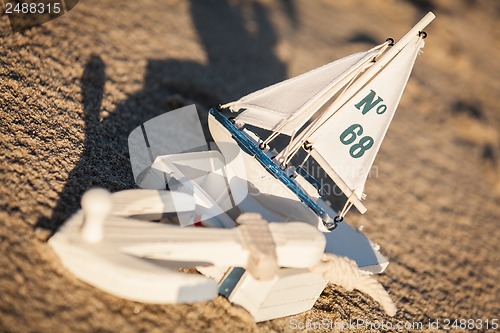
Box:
[310,254,397,316]
[279,130,300,167]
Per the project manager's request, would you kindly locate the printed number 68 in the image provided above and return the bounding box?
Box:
[340,124,374,158]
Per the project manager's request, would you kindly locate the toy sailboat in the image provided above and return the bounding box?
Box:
[49,188,326,303]
[50,12,434,322]
[210,12,434,231]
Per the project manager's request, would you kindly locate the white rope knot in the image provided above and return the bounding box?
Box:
[311,254,397,316]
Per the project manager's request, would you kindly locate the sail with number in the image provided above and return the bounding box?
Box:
[224,44,389,136]
[307,35,425,202]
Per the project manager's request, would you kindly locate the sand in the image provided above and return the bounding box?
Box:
[1,0,499,332]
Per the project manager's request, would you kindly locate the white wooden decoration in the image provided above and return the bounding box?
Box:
[50,189,326,303]
[49,12,435,322]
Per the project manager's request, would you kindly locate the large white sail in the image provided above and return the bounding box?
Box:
[225,44,387,136]
[308,35,425,201]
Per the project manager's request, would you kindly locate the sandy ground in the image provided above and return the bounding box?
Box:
[1,0,499,332]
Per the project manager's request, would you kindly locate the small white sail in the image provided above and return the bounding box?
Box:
[308,35,425,200]
[226,45,387,136]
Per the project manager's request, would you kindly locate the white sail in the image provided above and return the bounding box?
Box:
[308,35,425,201]
[226,44,387,136]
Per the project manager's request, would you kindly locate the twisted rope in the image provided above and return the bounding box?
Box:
[310,254,397,316]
